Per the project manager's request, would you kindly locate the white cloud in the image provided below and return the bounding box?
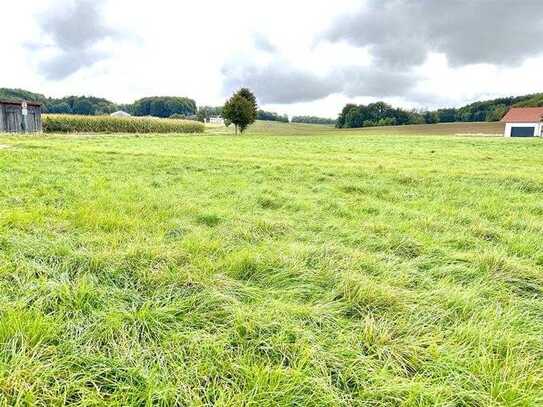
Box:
[1,0,542,117]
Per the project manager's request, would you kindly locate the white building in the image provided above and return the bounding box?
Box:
[501,107,543,137]
[208,116,224,125]
[110,110,131,118]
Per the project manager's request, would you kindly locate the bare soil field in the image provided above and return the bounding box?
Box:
[341,121,505,136]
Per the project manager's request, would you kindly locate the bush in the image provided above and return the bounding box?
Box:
[43,114,205,134]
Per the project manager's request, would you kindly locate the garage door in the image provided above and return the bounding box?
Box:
[511,126,535,137]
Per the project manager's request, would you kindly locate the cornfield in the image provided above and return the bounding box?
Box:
[43,114,205,134]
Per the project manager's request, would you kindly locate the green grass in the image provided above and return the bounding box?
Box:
[0,122,542,405]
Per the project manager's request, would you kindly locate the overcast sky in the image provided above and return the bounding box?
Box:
[2,0,543,118]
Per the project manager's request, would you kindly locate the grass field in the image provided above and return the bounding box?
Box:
[208,120,504,137]
[0,122,542,405]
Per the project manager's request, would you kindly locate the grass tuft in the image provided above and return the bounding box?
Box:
[196,213,222,227]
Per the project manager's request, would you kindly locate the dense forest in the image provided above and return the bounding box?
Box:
[336,102,424,128]
[291,116,336,125]
[336,93,543,128]
[127,97,197,118]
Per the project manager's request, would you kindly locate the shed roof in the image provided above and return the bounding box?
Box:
[501,107,543,123]
[0,99,42,107]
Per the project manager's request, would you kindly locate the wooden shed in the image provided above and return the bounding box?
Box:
[0,100,42,133]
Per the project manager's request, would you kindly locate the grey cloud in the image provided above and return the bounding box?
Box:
[338,67,416,98]
[39,49,109,80]
[325,0,543,68]
[222,62,416,104]
[222,63,335,104]
[32,0,116,79]
[403,90,459,110]
[42,0,114,50]
[253,33,276,53]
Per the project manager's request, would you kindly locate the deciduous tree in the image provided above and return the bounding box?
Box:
[223,92,256,135]
[237,88,258,122]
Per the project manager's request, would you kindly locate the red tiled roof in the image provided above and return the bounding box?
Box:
[501,107,543,123]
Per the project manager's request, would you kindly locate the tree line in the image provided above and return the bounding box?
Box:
[0,89,198,118]
[4,87,543,128]
[292,116,335,125]
[336,93,543,129]
[336,102,424,128]
[257,110,289,123]
[124,97,197,118]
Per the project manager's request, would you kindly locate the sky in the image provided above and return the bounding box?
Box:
[2,0,543,118]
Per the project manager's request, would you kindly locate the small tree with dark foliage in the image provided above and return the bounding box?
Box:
[223,89,257,134]
[237,88,258,121]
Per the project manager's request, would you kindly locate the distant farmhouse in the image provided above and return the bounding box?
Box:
[501,107,543,137]
[208,116,224,125]
[0,100,42,133]
[110,110,131,118]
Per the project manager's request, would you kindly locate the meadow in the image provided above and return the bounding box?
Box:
[0,122,542,405]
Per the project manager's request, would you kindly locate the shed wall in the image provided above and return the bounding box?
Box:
[0,103,42,133]
[26,106,42,132]
[504,122,542,137]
